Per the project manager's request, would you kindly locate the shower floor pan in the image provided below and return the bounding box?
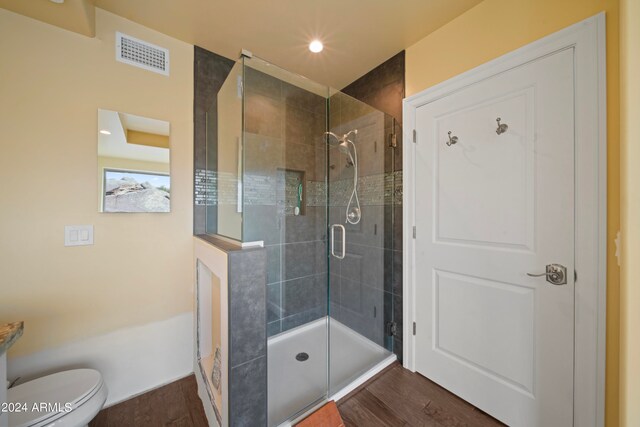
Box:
[268,317,396,426]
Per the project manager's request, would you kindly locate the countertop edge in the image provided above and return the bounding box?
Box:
[195,234,264,253]
[0,321,24,355]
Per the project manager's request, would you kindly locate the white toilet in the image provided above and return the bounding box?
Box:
[8,369,107,427]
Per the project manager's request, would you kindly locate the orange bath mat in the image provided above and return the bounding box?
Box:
[295,401,345,427]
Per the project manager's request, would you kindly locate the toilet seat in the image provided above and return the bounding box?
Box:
[8,369,105,427]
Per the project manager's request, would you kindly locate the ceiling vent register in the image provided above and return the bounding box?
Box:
[115,32,169,76]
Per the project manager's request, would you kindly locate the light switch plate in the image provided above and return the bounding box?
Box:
[65,225,94,246]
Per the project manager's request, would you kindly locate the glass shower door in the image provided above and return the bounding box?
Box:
[239,55,331,426]
[327,91,395,396]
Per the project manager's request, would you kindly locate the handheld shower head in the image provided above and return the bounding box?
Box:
[324,129,361,224]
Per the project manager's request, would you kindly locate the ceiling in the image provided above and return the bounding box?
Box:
[1,0,483,88]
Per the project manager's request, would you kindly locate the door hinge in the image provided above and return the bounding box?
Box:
[575,269,578,282]
[389,118,398,148]
[413,322,417,335]
[385,321,398,337]
[412,129,417,143]
[413,226,416,239]
[236,75,243,99]
[389,132,397,148]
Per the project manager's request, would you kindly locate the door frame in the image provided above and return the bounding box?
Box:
[402,13,607,427]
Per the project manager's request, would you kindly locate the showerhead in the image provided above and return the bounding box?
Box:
[324,131,341,144]
[325,130,357,145]
[338,141,350,155]
[326,130,357,158]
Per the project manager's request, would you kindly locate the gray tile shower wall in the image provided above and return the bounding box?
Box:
[339,51,405,361]
[229,356,267,426]
[326,93,389,349]
[194,46,235,235]
[342,51,405,124]
[242,67,328,338]
[228,248,268,426]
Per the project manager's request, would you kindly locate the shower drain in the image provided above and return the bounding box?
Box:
[295,352,309,362]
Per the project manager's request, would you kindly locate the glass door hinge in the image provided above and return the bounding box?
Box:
[385,321,398,337]
[389,133,398,148]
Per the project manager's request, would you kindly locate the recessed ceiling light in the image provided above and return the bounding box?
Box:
[309,40,323,53]
[99,129,111,135]
[50,0,65,4]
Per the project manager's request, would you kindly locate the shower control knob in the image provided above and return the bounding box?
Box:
[347,207,361,224]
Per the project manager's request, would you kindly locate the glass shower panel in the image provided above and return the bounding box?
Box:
[241,56,330,426]
[327,91,394,396]
[209,53,397,425]
[207,60,243,240]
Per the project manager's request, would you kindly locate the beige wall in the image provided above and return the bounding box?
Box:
[619,0,639,425]
[405,0,620,425]
[0,8,194,357]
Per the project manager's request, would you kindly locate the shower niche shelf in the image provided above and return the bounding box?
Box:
[277,168,306,216]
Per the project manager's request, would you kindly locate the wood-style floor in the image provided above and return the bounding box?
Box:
[89,375,208,427]
[90,365,503,426]
[337,363,504,427]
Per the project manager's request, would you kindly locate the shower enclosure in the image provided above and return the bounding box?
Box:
[206,53,400,425]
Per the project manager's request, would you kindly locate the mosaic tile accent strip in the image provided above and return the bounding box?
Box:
[324,170,403,207]
[306,180,327,207]
[194,168,215,206]
[197,170,402,208]
[394,170,403,205]
[195,169,243,206]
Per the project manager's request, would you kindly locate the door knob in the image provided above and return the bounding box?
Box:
[527,264,567,285]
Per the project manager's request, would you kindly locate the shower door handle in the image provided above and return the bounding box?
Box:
[330,224,346,259]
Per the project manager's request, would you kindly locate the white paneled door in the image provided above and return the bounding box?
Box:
[413,48,575,426]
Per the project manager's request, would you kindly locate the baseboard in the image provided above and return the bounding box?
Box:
[7,312,194,406]
[103,372,194,409]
